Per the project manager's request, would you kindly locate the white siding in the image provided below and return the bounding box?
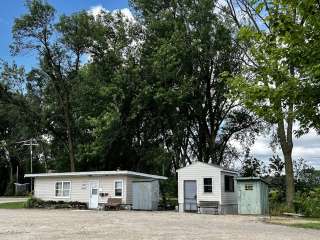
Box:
[125,176,138,205]
[98,176,127,204]
[34,175,128,204]
[177,162,222,211]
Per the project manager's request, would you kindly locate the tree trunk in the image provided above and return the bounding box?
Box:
[64,101,76,172]
[277,115,295,210]
[283,148,295,210]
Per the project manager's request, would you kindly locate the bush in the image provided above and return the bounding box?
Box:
[24,197,44,208]
[269,190,293,215]
[270,202,291,216]
[294,188,320,218]
[24,197,87,209]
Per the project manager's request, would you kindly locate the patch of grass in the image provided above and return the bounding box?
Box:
[0,202,25,209]
[290,222,320,230]
[268,216,320,230]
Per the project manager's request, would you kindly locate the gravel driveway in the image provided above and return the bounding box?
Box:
[0,209,318,240]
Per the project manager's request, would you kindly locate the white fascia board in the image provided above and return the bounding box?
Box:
[24,170,167,180]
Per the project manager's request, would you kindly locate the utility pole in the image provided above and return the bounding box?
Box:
[16,139,39,192]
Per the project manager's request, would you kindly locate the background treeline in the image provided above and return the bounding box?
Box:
[1,0,320,212]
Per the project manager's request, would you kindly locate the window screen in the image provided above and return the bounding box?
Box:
[55,181,71,197]
[224,175,234,192]
[55,182,62,196]
[203,178,213,193]
[115,181,123,197]
[91,188,98,195]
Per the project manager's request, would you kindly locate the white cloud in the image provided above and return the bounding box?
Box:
[88,5,135,22]
[114,8,135,22]
[88,5,106,18]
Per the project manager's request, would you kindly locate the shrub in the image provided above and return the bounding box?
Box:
[269,190,292,215]
[24,197,44,208]
[24,197,87,209]
[270,202,291,216]
[294,188,320,218]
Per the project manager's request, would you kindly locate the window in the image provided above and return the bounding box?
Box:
[114,180,123,197]
[224,175,234,192]
[91,188,98,195]
[245,184,253,191]
[203,178,213,193]
[55,181,71,197]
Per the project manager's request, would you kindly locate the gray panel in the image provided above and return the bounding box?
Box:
[132,181,159,210]
[184,180,197,212]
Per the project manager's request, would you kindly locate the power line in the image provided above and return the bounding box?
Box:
[17,138,39,192]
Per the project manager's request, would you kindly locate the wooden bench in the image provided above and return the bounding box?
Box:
[104,198,122,210]
[198,201,220,214]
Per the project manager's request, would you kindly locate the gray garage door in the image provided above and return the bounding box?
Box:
[132,180,159,210]
[184,180,197,212]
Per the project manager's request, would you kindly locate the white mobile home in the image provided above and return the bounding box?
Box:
[177,161,238,214]
[25,170,167,210]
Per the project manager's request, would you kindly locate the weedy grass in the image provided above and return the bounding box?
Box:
[0,202,25,209]
[290,222,320,230]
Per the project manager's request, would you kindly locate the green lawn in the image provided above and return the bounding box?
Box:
[0,202,25,209]
[268,216,320,230]
[290,222,320,230]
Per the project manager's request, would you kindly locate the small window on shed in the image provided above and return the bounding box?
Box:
[224,175,234,192]
[203,178,213,193]
[245,184,253,191]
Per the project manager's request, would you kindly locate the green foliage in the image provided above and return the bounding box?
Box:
[24,196,87,209]
[290,222,320,230]
[3,0,319,200]
[270,202,291,216]
[0,201,25,209]
[268,155,284,177]
[294,189,320,218]
[241,150,266,177]
[24,196,44,208]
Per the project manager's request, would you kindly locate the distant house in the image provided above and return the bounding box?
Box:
[25,170,167,210]
[177,161,238,214]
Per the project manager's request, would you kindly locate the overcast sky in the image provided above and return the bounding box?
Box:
[249,129,320,169]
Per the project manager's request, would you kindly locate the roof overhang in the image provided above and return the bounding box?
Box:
[176,161,239,175]
[25,170,167,180]
[236,177,269,185]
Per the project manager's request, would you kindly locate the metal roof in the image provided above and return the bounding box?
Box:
[236,177,269,184]
[24,170,167,180]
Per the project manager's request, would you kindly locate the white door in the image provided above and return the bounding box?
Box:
[89,182,99,209]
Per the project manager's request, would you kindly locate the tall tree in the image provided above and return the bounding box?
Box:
[11,0,97,171]
[131,0,261,168]
[224,0,315,209]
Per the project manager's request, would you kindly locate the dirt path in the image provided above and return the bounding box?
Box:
[0,209,318,240]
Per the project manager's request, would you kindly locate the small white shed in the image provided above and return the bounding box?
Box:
[177,161,238,214]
